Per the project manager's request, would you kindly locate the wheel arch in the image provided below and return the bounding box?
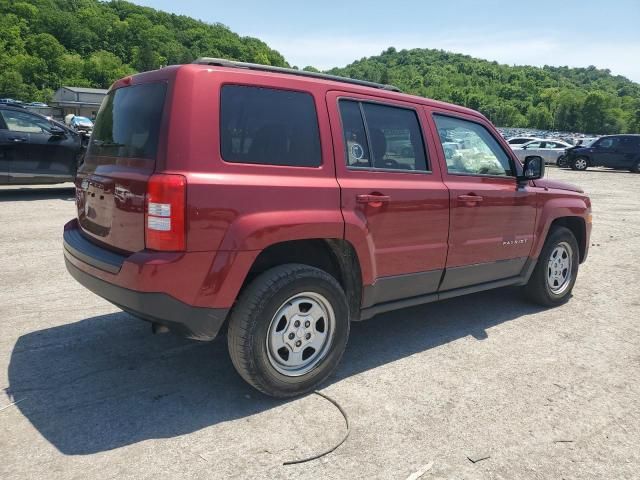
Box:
[545,216,588,263]
[548,216,588,263]
[533,196,590,264]
[239,238,363,321]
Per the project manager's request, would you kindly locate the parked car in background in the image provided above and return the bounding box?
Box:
[64,59,591,397]
[512,139,573,164]
[0,98,26,108]
[0,105,84,184]
[507,136,542,146]
[558,138,599,167]
[563,135,640,172]
[69,116,94,136]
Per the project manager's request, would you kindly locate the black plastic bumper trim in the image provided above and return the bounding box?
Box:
[63,227,125,274]
[64,255,229,341]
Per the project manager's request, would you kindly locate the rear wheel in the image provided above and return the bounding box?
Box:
[571,156,588,171]
[630,160,640,173]
[525,226,579,306]
[227,264,350,398]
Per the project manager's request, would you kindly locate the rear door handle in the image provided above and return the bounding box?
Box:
[9,137,27,143]
[356,194,391,204]
[457,194,484,203]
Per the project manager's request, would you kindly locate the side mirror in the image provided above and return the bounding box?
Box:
[48,125,66,137]
[521,145,528,150]
[519,156,545,181]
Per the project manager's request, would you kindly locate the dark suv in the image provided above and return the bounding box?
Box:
[64,59,592,397]
[565,134,640,172]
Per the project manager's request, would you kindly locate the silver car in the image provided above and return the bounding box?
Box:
[512,139,572,164]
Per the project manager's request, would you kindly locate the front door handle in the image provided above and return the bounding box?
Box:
[356,194,391,205]
[9,137,27,143]
[457,194,484,203]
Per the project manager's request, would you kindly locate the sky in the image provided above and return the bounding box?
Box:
[134,0,640,82]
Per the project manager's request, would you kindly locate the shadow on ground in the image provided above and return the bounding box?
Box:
[0,187,75,202]
[7,287,544,455]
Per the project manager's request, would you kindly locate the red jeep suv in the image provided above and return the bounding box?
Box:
[64,59,592,397]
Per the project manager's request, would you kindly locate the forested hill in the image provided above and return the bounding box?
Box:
[1,1,639,133]
[0,0,287,100]
[327,48,640,133]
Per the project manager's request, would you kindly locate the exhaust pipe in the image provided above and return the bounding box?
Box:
[151,323,170,334]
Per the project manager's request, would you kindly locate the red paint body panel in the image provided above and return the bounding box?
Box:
[326,91,449,282]
[424,107,538,267]
[66,63,592,316]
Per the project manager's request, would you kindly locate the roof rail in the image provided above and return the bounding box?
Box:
[192,58,402,93]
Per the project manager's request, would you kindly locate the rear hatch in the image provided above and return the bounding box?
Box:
[76,82,167,253]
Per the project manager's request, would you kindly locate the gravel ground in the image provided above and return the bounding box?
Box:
[1,168,638,480]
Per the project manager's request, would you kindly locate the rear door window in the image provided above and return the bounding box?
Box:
[89,82,166,159]
[338,99,428,172]
[339,100,371,168]
[220,85,321,167]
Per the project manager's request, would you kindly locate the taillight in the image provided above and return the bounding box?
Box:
[145,174,186,251]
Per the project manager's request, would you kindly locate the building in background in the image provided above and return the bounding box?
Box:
[50,87,107,120]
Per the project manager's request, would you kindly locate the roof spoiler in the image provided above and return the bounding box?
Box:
[192,58,402,93]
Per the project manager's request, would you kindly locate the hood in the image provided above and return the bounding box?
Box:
[568,145,589,152]
[533,178,584,193]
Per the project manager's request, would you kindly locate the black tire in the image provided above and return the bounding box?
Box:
[630,160,640,173]
[227,264,350,398]
[570,156,589,171]
[525,226,579,307]
[556,155,567,167]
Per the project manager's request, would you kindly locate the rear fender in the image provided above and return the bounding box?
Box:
[342,210,376,285]
[196,210,345,308]
[217,209,344,251]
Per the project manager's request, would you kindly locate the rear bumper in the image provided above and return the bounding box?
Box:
[63,221,229,340]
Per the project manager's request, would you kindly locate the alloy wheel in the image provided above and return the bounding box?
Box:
[547,241,573,294]
[266,292,335,376]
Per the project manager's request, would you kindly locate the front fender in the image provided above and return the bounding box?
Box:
[532,195,591,259]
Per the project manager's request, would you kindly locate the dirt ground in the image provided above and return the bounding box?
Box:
[1,167,638,479]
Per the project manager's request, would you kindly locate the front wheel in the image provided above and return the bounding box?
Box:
[525,226,579,307]
[630,160,640,173]
[227,264,350,398]
[571,156,588,171]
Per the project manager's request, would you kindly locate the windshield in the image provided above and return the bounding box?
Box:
[88,82,166,159]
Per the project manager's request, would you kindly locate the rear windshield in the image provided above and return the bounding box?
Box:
[89,82,166,159]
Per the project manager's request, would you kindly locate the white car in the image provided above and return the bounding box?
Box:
[506,136,542,146]
[512,139,573,164]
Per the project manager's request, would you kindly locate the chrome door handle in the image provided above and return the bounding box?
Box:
[356,194,391,204]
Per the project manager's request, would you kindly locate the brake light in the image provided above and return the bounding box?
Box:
[145,174,186,251]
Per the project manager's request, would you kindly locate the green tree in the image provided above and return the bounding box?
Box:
[581,92,608,133]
